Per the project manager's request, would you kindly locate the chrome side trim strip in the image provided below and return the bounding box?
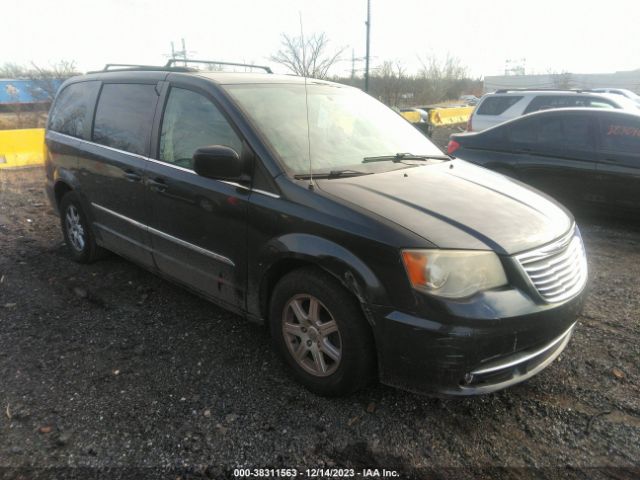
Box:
[145,156,194,174]
[220,180,250,190]
[147,224,235,267]
[91,203,235,267]
[93,222,153,252]
[48,131,148,161]
[471,322,576,376]
[47,131,281,198]
[152,249,235,286]
[252,188,281,199]
[92,202,148,230]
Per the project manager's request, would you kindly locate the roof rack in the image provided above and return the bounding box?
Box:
[494,88,586,94]
[90,60,273,74]
[164,59,273,73]
[90,63,195,73]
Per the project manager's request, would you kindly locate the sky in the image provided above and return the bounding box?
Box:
[2,0,639,78]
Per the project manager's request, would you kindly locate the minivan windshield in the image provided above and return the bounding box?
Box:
[224,83,443,175]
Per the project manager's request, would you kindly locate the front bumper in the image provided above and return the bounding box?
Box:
[457,321,574,395]
[372,286,586,396]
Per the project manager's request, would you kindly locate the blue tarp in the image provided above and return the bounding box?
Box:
[0,79,63,104]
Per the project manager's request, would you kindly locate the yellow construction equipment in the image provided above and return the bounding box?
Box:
[0,128,45,169]
[428,106,474,127]
[400,110,422,123]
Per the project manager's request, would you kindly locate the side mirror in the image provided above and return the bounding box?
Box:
[193,145,246,180]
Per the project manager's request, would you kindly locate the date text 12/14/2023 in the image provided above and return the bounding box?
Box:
[233,468,400,478]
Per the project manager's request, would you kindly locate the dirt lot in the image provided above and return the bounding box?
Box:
[1,130,639,479]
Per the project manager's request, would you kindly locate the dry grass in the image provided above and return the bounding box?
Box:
[0,111,48,130]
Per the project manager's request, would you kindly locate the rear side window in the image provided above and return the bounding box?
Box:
[508,118,538,144]
[93,83,158,156]
[538,117,564,146]
[48,81,100,140]
[524,96,574,114]
[537,115,593,151]
[564,116,593,149]
[600,116,640,155]
[477,96,523,115]
[524,95,615,114]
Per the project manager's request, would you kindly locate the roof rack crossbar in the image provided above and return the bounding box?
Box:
[494,88,586,94]
[89,63,201,74]
[164,58,273,73]
[103,63,167,71]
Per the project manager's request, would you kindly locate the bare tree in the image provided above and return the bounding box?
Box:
[0,63,26,79]
[270,33,345,79]
[372,61,408,106]
[1,61,78,100]
[27,61,79,102]
[418,54,469,103]
[0,61,79,129]
[547,70,574,89]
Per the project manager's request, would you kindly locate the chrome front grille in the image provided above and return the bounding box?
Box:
[515,227,588,303]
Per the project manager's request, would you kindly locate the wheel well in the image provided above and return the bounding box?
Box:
[260,259,312,321]
[54,181,73,208]
[260,259,380,376]
[259,259,372,325]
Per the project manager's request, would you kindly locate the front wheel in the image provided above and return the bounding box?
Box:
[269,268,376,396]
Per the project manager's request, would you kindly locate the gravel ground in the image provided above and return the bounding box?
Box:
[1,128,639,479]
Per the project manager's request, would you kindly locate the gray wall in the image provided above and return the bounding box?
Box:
[483,69,640,93]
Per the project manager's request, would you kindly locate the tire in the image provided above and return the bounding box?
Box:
[59,191,105,263]
[269,267,376,396]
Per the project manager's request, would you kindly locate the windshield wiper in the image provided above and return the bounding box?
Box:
[362,153,450,163]
[294,169,371,180]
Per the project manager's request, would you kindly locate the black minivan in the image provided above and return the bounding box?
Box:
[45,62,588,396]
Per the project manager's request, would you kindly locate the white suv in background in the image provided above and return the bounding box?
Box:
[468,89,638,131]
[589,88,640,106]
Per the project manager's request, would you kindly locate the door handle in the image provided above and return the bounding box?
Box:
[147,177,168,192]
[123,170,142,182]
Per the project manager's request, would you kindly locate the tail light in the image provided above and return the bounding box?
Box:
[447,139,461,155]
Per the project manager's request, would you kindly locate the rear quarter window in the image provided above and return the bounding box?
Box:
[48,81,101,140]
[476,96,523,115]
[92,83,158,156]
[588,100,615,109]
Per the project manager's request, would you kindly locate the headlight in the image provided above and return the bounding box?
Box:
[401,249,508,299]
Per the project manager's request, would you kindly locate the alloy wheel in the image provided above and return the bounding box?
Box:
[65,205,86,252]
[282,294,342,377]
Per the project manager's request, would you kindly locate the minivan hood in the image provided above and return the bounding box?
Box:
[316,160,572,255]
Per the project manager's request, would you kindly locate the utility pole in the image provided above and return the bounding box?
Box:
[351,49,355,80]
[365,0,371,92]
[170,38,188,66]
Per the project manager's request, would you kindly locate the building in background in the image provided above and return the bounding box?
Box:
[483,69,640,93]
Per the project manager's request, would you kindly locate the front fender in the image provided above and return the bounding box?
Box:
[248,233,390,324]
